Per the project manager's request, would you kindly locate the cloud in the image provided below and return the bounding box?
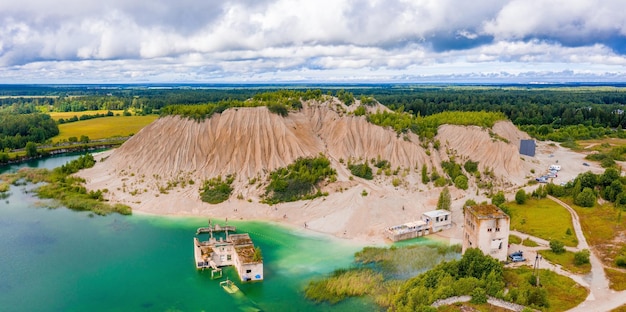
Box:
[0,0,625,82]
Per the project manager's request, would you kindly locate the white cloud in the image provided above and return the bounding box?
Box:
[0,0,625,82]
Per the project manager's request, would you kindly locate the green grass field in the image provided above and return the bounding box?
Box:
[507,198,578,247]
[54,115,158,142]
[538,250,592,275]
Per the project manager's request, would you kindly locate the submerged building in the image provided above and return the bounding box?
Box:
[385,209,452,242]
[462,204,510,261]
[193,221,263,282]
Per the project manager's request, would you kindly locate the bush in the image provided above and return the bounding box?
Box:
[454,175,468,190]
[264,156,336,204]
[464,160,479,173]
[470,287,487,304]
[492,191,506,207]
[550,239,565,254]
[200,175,235,204]
[348,163,373,180]
[515,189,527,204]
[616,255,626,268]
[574,187,596,207]
[574,249,590,265]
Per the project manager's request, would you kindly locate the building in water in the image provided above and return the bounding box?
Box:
[385,209,452,242]
[462,204,510,261]
[193,221,263,282]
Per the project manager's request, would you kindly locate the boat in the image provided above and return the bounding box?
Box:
[220,278,240,294]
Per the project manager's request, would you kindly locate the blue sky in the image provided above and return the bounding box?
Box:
[1,0,626,83]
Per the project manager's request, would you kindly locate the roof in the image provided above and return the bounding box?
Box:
[423,210,450,218]
[466,204,509,219]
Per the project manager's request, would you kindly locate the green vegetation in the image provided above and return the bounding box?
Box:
[509,235,522,245]
[367,110,506,139]
[538,249,590,278]
[200,175,235,204]
[507,198,578,247]
[549,240,565,254]
[503,266,587,311]
[522,238,540,247]
[515,189,527,204]
[348,162,373,180]
[160,90,321,120]
[263,156,336,204]
[437,187,451,210]
[0,112,58,150]
[0,154,131,215]
[605,268,626,291]
[305,268,384,304]
[392,248,504,310]
[304,244,460,307]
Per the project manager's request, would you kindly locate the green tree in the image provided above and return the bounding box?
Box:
[574,249,590,265]
[515,189,527,204]
[454,175,468,190]
[79,135,90,143]
[421,164,429,184]
[549,239,565,254]
[575,187,596,207]
[470,287,488,304]
[437,187,451,210]
[492,191,506,207]
[25,141,37,157]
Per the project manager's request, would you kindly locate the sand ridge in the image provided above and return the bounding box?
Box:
[77,99,592,243]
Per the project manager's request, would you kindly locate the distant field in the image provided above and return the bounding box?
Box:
[54,115,158,142]
[48,110,126,121]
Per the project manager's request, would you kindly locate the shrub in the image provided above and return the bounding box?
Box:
[464,160,479,173]
[264,156,336,204]
[574,187,596,207]
[550,239,565,254]
[492,191,506,207]
[616,255,626,268]
[515,189,527,204]
[348,163,373,180]
[470,287,487,304]
[200,175,235,204]
[573,249,590,265]
[454,175,468,190]
[437,187,451,210]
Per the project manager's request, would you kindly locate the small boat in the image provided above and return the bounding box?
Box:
[220,278,240,294]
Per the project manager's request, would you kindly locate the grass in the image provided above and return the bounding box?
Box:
[605,268,626,291]
[538,250,592,275]
[507,198,578,247]
[509,234,522,245]
[504,266,587,312]
[54,115,158,142]
[522,238,539,247]
[559,198,626,290]
[522,238,540,247]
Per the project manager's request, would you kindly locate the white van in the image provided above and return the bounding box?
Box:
[549,165,561,171]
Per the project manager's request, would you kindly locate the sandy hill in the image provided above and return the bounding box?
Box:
[78,98,576,243]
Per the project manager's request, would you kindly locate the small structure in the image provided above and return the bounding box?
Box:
[193,220,263,282]
[519,139,536,157]
[385,209,452,242]
[462,204,510,261]
[422,210,452,232]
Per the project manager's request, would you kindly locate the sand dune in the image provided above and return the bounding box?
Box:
[77,99,582,243]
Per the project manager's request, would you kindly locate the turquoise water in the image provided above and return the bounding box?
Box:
[0,155,376,311]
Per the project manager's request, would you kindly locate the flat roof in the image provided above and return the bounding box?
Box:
[466,204,509,219]
[423,210,450,218]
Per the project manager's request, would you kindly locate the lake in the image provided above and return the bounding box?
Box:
[0,153,377,311]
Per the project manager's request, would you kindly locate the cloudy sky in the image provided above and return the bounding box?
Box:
[1,0,626,83]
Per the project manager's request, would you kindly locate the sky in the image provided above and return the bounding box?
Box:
[1,0,626,83]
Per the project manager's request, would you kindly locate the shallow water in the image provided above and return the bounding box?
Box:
[0,154,376,311]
